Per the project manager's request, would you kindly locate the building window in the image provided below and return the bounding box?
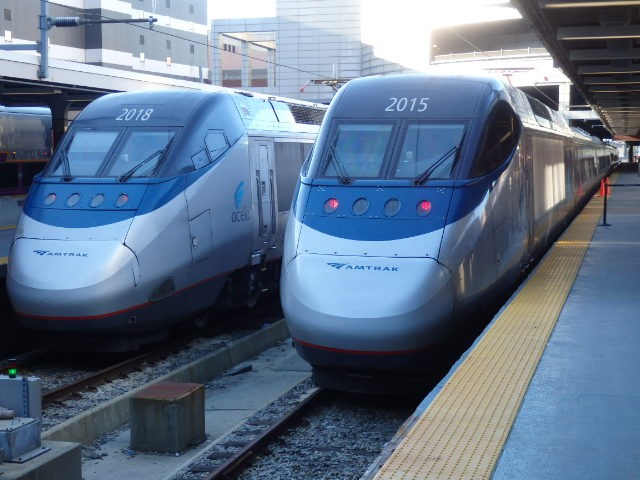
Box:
[4,9,11,21]
[189,4,194,14]
[222,70,241,88]
[166,40,171,50]
[166,0,170,7]
[221,35,242,87]
[249,43,269,87]
[190,44,195,54]
[139,35,145,45]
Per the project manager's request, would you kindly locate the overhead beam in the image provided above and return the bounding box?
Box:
[578,64,640,74]
[543,1,640,7]
[570,48,640,60]
[558,25,640,40]
[583,76,640,85]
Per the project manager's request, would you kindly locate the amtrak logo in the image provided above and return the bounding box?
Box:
[33,250,88,258]
[327,262,398,272]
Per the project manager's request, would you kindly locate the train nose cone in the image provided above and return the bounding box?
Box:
[7,238,139,319]
[281,254,454,355]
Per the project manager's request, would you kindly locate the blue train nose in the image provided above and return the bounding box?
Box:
[7,238,140,321]
[281,253,454,357]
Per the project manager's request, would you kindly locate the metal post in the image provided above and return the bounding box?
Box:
[600,177,610,227]
[38,0,49,79]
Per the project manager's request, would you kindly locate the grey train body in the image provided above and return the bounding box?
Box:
[280,74,616,391]
[7,89,324,350]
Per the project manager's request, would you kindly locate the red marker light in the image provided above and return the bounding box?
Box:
[417,200,432,216]
[44,193,57,206]
[116,193,129,208]
[324,198,339,214]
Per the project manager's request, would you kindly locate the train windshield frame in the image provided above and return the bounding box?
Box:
[314,119,467,183]
[46,127,179,180]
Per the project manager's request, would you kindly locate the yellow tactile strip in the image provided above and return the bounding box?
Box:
[374,197,604,480]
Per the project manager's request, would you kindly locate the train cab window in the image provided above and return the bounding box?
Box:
[393,123,465,180]
[469,102,520,178]
[321,123,393,180]
[106,129,176,178]
[204,130,229,164]
[49,130,120,177]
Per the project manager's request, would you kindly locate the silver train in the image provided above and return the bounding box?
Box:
[280,74,617,392]
[0,105,52,226]
[7,89,325,351]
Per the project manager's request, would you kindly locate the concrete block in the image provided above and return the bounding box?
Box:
[0,441,81,480]
[0,376,42,420]
[0,418,42,462]
[129,382,205,454]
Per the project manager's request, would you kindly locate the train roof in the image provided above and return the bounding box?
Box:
[331,74,584,139]
[0,105,51,116]
[74,89,325,135]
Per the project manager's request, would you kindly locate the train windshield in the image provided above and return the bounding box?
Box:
[47,128,177,179]
[318,121,466,182]
[322,123,394,181]
[394,123,465,181]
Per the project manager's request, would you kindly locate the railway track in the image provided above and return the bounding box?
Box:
[1,297,284,420]
[174,381,424,480]
[197,387,326,479]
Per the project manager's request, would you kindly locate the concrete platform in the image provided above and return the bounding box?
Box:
[366,165,640,479]
[0,441,81,480]
[81,339,310,480]
[491,168,640,479]
[3,319,308,479]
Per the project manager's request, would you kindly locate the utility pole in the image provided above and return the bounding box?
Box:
[0,0,157,79]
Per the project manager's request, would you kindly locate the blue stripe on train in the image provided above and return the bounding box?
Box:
[297,176,495,241]
[22,176,189,228]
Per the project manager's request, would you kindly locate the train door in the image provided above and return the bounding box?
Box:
[250,138,277,258]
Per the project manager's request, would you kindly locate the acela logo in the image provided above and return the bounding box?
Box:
[234,181,244,209]
[327,262,398,272]
[232,180,251,223]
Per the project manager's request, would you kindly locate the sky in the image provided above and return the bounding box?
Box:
[208,0,276,19]
[207,0,517,22]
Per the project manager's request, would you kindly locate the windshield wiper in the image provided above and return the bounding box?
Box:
[60,145,73,182]
[119,137,174,182]
[413,145,459,185]
[119,149,163,182]
[413,128,467,186]
[328,143,352,185]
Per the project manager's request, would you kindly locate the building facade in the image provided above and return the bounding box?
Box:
[0,0,209,83]
[211,0,420,104]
